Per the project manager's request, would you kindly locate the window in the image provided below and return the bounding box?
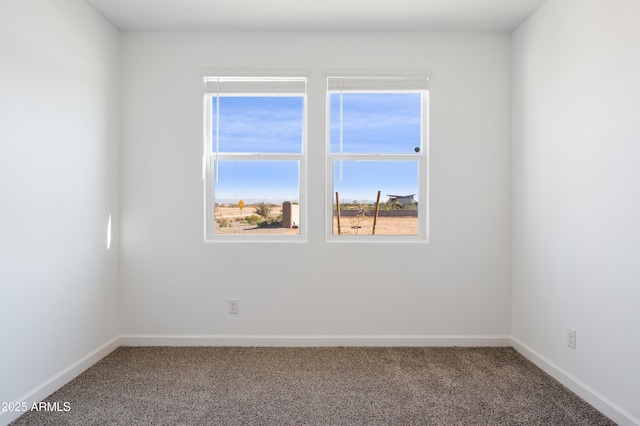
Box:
[326,74,429,241]
[204,76,306,241]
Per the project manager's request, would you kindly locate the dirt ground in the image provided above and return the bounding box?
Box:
[333,216,418,235]
[215,206,277,218]
[214,205,297,235]
[214,206,418,235]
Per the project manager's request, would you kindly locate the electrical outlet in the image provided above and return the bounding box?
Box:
[228,299,239,314]
[567,327,576,349]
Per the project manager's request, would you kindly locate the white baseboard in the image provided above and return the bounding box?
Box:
[119,334,511,347]
[0,336,121,426]
[511,337,639,426]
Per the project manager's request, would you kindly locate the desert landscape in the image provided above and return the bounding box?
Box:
[214,204,418,235]
[214,204,299,235]
[333,215,418,235]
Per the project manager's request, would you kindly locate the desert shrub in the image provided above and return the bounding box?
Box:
[217,218,233,228]
[245,214,261,224]
[253,201,272,218]
[256,216,282,228]
[404,202,418,210]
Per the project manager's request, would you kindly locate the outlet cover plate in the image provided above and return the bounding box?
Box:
[567,327,576,349]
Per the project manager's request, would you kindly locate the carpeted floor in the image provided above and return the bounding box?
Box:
[11,347,615,425]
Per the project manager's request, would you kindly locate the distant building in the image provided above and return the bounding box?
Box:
[386,194,415,206]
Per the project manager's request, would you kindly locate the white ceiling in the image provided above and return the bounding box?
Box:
[85,0,546,32]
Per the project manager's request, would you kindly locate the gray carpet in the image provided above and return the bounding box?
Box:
[12,347,615,425]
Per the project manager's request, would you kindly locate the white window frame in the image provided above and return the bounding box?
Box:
[325,72,430,242]
[203,75,307,242]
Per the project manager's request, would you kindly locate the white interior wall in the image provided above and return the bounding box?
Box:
[511,0,640,423]
[0,0,120,420]
[119,32,512,340]
[1,0,636,423]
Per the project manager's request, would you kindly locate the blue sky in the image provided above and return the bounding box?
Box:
[333,161,419,204]
[330,93,421,154]
[215,160,299,203]
[213,96,303,153]
[212,94,422,204]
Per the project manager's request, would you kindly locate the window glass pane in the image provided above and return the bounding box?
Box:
[213,96,303,153]
[332,161,419,235]
[330,93,421,154]
[213,160,300,235]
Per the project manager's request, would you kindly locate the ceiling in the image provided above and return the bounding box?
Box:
[85,0,546,32]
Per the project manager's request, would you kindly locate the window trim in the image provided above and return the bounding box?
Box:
[203,76,308,242]
[325,73,430,243]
